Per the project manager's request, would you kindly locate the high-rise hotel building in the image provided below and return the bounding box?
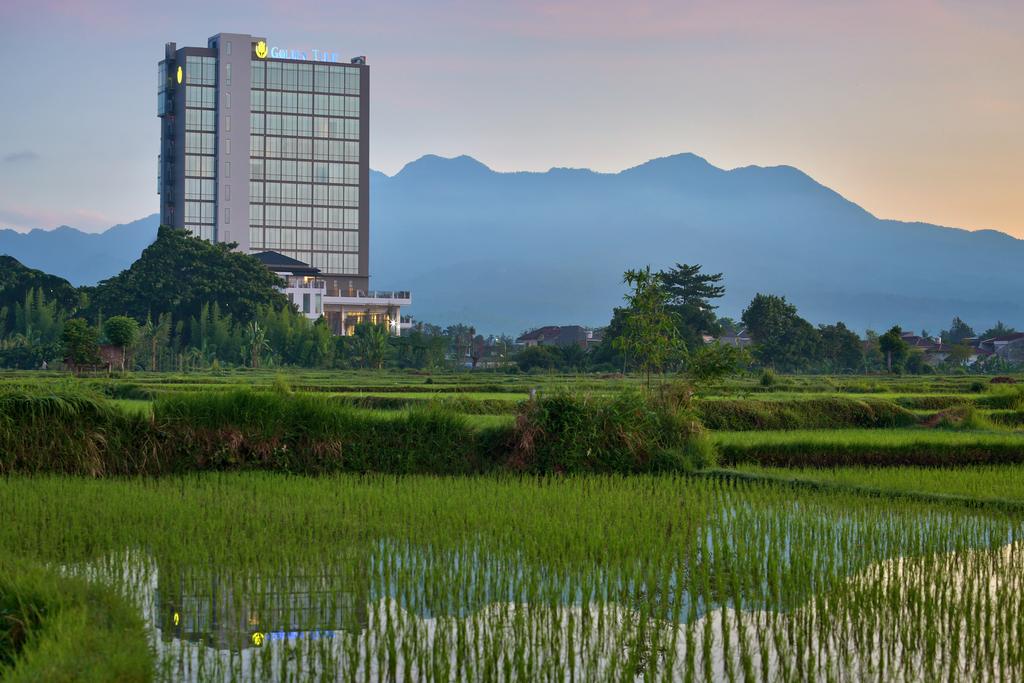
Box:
[158,33,409,334]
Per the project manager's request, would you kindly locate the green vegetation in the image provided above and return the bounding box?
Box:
[2,474,1024,680]
[2,367,1024,678]
[0,557,151,681]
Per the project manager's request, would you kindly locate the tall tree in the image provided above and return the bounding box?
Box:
[613,266,683,387]
[84,227,288,325]
[818,322,864,373]
[657,263,725,350]
[940,317,976,345]
[980,321,1016,340]
[104,315,139,372]
[61,319,100,368]
[741,294,820,371]
[878,326,909,373]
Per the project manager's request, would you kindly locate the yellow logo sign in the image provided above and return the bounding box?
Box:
[172,611,180,626]
[176,65,182,84]
[251,631,266,646]
[255,40,268,59]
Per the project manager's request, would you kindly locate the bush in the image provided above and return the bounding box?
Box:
[759,369,777,387]
[505,390,711,473]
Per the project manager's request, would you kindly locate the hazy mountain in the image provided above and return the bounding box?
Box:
[2,154,1021,334]
[0,214,159,287]
[370,154,1024,334]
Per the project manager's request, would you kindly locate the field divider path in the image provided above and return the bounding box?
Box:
[699,467,1024,514]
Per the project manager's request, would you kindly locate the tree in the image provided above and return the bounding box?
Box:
[61,318,100,369]
[613,267,683,388]
[84,226,288,326]
[242,321,270,368]
[878,326,909,373]
[940,317,975,345]
[353,322,389,369]
[515,345,561,372]
[818,322,864,373]
[944,343,972,367]
[741,294,820,371]
[685,342,750,384]
[657,263,725,350]
[104,315,139,372]
[980,321,1016,340]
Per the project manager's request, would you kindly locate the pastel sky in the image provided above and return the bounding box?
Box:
[0,0,1021,236]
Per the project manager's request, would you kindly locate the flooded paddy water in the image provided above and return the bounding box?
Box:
[4,474,1023,681]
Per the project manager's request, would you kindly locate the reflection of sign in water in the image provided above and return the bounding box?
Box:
[251,631,265,647]
[176,66,182,84]
[173,611,180,626]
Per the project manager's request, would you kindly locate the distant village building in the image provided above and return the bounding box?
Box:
[516,325,601,349]
[718,329,753,349]
[899,331,993,366]
[979,333,1024,363]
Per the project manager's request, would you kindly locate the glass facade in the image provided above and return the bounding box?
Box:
[183,55,218,241]
[248,59,362,274]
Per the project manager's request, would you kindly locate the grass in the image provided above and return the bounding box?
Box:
[732,463,1024,505]
[715,427,1024,466]
[2,369,1024,677]
[0,557,151,681]
[1,473,1023,680]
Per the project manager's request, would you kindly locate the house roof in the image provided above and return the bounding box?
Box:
[517,326,562,342]
[982,332,1024,344]
[252,251,321,276]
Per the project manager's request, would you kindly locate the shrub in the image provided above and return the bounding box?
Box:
[506,390,710,473]
[759,369,777,387]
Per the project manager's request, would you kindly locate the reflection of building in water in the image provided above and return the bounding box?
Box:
[155,562,369,651]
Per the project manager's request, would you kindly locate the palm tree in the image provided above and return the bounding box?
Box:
[354,322,389,369]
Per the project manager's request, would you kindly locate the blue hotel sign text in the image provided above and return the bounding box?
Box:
[269,46,340,62]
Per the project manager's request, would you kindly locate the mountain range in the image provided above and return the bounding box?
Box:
[2,153,1022,334]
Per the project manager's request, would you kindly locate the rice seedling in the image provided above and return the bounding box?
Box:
[1,474,1022,681]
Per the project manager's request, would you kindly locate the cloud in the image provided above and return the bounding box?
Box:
[3,150,39,163]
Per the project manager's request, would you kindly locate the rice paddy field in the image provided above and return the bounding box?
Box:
[2,369,1024,681]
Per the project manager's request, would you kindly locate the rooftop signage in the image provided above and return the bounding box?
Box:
[253,39,340,63]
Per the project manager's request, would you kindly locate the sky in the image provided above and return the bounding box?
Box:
[0,0,1021,236]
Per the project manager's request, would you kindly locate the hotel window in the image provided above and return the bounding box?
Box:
[266,62,282,89]
[225,161,231,178]
[251,61,265,88]
[225,63,232,85]
[224,185,231,201]
[225,115,231,132]
[250,227,262,248]
[225,91,231,109]
[186,56,216,86]
[297,63,313,91]
[224,207,230,224]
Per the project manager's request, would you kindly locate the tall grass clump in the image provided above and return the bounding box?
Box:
[154,390,483,474]
[0,557,151,681]
[0,388,154,476]
[697,396,918,430]
[506,390,712,473]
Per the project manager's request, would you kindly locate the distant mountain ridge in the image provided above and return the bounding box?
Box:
[2,154,1022,334]
[0,215,160,287]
